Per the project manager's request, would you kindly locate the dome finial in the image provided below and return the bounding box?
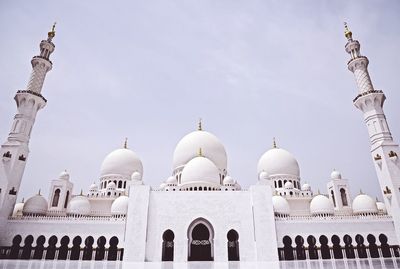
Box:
[38,189,41,195]
[272,137,277,148]
[22,197,25,203]
[124,137,128,149]
[344,22,353,40]
[359,189,364,194]
[198,147,203,157]
[198,118,202,131]
[47,22,56,41]
[80,189,83,196]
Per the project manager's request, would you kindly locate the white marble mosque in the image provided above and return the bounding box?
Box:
[0,23,400,264]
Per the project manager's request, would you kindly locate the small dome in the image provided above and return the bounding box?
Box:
[284,182,294,189]
[330,170,342,180]
[159,183,167,189]
[310,194,334,215]
[23,194,48,216]
[223,176,235,185]
[166,176,177,184]
[111,196,129,215]
[376,201,387,214]
[100,148,143,178]
[107,182,116,189]
[181,156,220,184]
[12,202,24,217]
[301,183,311,191]
[272,196,290,215]
[352,194,378,214]
[131,171,142,181]
[67,195,91,216]
[173,130,227,172]
[258,171,269,181]
[89,183,98,191]
[257,148,300,177]
[59,170,70,181]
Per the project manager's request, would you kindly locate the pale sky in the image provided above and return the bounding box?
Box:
[0,1,399,202]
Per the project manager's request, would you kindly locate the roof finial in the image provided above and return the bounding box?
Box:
[359,189,364,195]
[38,189,41,195]
[198,118,202,131]
[376,197,379,202]
[344,22,353,40]
[272,137,277,148]
[80,189,83,196]
[124,137,128,149]
[48,22,56,40]
[198,147,203,157]
[22,197,25,203]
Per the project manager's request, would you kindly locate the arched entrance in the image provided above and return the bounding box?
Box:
[227,229,239,261]
[162,229,174,261]
[188,218,214,261]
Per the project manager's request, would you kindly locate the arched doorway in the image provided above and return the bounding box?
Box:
[227,229,239,261]
[188,218,214,261]
[162,229,174,261]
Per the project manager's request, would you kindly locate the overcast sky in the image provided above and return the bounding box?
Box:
[0,1,399,202]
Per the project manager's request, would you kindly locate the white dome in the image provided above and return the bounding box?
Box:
[310,194,334,215]
[223,176,235,185]
[181,156,220,184]
[284,182,294,189]
[107,182,116,189]
[331,170,342,180]
[89,183,98,191]
[257,148,300,177]
[100,148,143,178]
[159,183,167,189]
[111,196,129,215]
[166,176,177,184]
[12,202,24,217]
[131,171,142,181]
[352,194,378,214]
[272,196,290,215]
[23,194,48,215]
[258,171,269,181]
[59,170,70,180]
[173,130,227,172]
[376,201,387,214]
[301,183,311,191]
[67,195,91,216]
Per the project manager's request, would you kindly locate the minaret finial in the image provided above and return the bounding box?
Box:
[124,138,128,149]
[272,137,277,148]
[198,147,203,157]
[48,22,56,41]
[344,22,353,40]
[198,118,202,131]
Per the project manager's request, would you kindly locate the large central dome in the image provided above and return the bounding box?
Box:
[173,129,227,172]
[100,148,143,178]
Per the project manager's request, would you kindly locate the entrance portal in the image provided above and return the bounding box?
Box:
[188,219,214,261]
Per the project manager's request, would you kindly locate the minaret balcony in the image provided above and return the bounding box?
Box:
[16,90,47,103]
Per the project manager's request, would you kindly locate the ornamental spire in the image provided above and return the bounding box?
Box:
[198,147,203,157]
[272,137,277,148]
[124,138,128,149]
[198,118,202,131]
[344,22,353,41]
[47,22,56,41]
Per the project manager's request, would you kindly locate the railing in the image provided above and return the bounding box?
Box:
[278,245,400,261]
[0,246,123,261]
[8,215,126,222]
[275,214,392,222]
[353,89,384,103]
[16,90,47,102]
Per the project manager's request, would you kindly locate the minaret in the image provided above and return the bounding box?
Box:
[344,23,400,239]
[0,24,56,218]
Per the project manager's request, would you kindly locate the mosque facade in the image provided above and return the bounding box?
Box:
[0,24,399,262]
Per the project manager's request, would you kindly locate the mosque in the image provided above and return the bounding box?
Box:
[0,23,399,262]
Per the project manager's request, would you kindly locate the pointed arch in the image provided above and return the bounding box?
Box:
[187,217,214,261]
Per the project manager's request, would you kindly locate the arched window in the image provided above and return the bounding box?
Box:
[118,181,122,188]
[227,229,239,261]
[278,181,282,188]
[162,230,174,261]
[331,190,336,207]
[64,191,69,209]
[340,188,348,206]
[52,189,60,207]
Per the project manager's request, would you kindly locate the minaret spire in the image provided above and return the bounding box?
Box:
[345,24,400,242]
[0,25,56,218]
